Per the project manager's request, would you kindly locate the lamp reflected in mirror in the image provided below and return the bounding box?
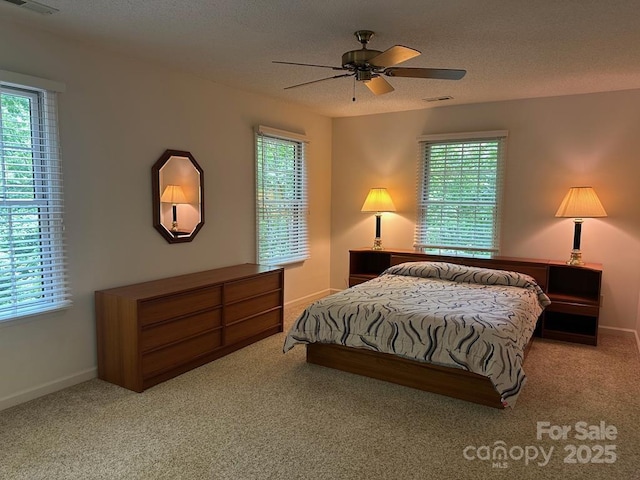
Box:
[160,185,187,233]
[152,149,204,244]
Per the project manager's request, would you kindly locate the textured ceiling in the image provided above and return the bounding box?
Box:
[2,0,640,117]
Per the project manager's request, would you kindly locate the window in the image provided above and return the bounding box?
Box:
[414,131,507,257]
[255,126,309,265]
[0,71,70,322]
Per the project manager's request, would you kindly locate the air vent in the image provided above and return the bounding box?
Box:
[423,95,453,103]
[1,0,58,15]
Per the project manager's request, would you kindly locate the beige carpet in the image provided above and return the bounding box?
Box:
[1,300,639,480]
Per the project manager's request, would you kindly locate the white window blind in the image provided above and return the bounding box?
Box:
[0,75,70,322]
[414,131,507,258]
[255,126,309,265]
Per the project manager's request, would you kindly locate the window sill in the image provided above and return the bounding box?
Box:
[0,301,72,329]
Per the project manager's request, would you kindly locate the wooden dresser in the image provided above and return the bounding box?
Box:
[95,263,284,392]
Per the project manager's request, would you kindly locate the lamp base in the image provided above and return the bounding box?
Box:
[567,250,584,266]
[171,221,179,233]
[371,237,383,251]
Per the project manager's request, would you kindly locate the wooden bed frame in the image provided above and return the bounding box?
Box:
[305,252,549,409]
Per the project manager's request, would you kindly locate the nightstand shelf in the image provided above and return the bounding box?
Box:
[348,250,395,286]
[546,293,600,306]
[348,249,603,346]
[543,311,598,342]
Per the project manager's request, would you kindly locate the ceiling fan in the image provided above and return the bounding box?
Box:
[273,30,466,97]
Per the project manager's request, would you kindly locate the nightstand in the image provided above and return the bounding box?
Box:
[543,262,602,346]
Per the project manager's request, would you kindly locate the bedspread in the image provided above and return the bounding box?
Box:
[284,262,551,407]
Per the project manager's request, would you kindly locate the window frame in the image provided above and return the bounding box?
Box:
[255,125,309,266]
[414,130,508,258]
[0,71,70,323]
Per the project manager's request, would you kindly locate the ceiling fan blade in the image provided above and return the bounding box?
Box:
[283,73,353,90]
[369,45,421,67]
[273,61,345,71]
[364,76,395,95]
[385,67,466,80]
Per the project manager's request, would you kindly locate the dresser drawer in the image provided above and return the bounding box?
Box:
[225,291,281,323]
[142,330,222,377]
[225,272,281,303]
[141,308,222,352]
[139,286,222,326]
[226,309,281,344]
[96,264,283,392]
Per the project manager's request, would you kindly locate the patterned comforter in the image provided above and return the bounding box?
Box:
[283,262,551,407]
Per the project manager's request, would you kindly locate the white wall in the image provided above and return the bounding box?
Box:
[331,90,640,332]
[0,18,332,408]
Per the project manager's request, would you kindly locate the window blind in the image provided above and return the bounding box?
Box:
[414,132,507,258]
[255,127,309,265]
[0,78,71,321]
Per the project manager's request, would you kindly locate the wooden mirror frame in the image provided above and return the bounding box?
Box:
[152,149,205,244]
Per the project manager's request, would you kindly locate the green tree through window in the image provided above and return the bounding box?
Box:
[255,128,308,265]
[415,132,507,257]
[0,80,70,321]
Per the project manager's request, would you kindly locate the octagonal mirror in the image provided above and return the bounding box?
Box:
[152,149,204,243]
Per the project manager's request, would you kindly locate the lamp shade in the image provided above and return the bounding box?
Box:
[555,186,607,218]
[160,185,187,204]
[361,188,396,213]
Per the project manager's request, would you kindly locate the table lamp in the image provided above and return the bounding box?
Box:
[555,186,607,266]
[361,187,396,250]
[161,184,187,232]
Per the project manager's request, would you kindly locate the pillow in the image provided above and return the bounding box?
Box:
[382,262,551,307]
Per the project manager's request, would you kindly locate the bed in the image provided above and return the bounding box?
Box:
[283,256,551,408]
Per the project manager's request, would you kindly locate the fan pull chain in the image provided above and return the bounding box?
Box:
[352,76,356,102]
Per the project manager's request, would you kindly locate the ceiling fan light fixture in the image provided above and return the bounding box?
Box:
[356,70,373,81]
[341,48,383,69]
[274,29,466,97]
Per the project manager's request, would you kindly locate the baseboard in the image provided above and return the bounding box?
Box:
[1,290,333,412]
[599,326,640,354]
[285,289,333,308]
[0,367,97,412]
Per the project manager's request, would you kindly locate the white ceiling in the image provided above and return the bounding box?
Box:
[2,0,640,118]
